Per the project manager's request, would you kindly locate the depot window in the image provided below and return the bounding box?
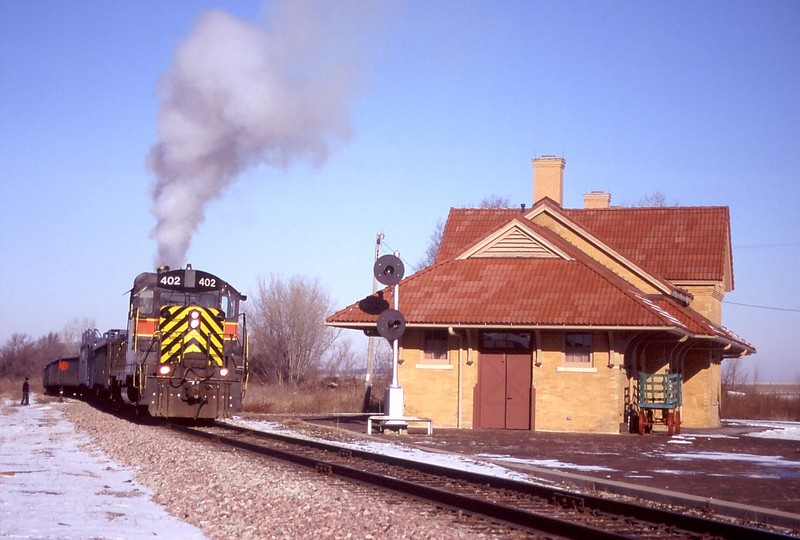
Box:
[423,330,448,361]
[565,333,592,364]
[481,332,532,352]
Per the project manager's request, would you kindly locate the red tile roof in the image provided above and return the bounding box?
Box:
[327,200,752,355]
[330,258,683,327]
[437,204,732,284]
[564,206,731,283]
[436,208,518,261]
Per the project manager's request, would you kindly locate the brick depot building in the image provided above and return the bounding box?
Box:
[327,156,754,433]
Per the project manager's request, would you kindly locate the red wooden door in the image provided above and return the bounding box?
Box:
[476,352,531,429]
[477,353,506,428]
[506,353,532,429]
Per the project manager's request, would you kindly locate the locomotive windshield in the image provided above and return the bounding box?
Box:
[159,291,218,308]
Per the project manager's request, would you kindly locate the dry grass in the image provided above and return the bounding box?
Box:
[243,382,362,414]
[242,379,389,415]
[721,383,800,421]
[0,376,30,401]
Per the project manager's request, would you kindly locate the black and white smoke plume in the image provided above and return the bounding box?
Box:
[148,1,373,268]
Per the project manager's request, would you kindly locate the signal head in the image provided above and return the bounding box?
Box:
[374,254,404,286]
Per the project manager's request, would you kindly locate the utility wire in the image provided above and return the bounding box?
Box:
[723,301,800,313]
[734,242,800,249]
[379,239,421,274]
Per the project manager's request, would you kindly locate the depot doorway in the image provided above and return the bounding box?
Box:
[474,332,533,430]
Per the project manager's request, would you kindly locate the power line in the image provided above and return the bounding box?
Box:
[379,239,421,274]
[734,242,800,249]
[723,301,800,313]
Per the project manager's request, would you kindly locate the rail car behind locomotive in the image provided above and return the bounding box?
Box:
[42,355,80,396]
[43,265,249,420]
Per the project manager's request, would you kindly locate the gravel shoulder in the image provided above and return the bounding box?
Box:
[58,399,498,539]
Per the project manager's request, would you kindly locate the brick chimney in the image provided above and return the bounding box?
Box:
[532,155,566,206]
[583,191,611,208]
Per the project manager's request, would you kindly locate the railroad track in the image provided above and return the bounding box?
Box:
[163,421,795,539]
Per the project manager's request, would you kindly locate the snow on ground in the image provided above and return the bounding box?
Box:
[2,399,799,540]
[728,419,800,441]
[0,398,206,540]
[229,417,800,478]
[226,418,540,483]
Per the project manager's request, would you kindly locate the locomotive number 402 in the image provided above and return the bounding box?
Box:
[160,275,182,286]
[198,277,216,287]
[159,272,218,289]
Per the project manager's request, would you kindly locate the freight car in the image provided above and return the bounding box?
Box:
[42,355,80,397]
[42,265,248,420]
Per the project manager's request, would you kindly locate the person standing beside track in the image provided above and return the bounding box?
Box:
[21,378,29,405]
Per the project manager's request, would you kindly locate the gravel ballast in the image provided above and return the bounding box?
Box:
[60,400,490,539]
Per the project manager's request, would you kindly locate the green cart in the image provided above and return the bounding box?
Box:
[636,372,682,436]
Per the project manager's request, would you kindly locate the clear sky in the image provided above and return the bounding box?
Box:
[1,1,798,382]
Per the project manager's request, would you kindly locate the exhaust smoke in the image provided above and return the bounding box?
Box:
[148,1,372,267]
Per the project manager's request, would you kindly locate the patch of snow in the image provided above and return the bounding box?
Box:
[477,454,617,473]
[666,437,694,445]
[652,469,700,476]
[0,400,206,540]
[227,418,538,482]
[724,419,800,441]
[660,450,800,468]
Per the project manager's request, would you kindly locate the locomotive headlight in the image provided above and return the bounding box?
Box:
[219,367,229,377]
[189,310,201,329]
[159,365,172,375]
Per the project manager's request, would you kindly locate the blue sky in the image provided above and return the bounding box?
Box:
[1,1,798,382]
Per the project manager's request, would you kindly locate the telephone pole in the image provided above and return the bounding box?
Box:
[363,231,384,412]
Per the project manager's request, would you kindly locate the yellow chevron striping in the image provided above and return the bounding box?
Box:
[159,305,225,366]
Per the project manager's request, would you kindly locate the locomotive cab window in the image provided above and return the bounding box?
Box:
[133,289,154,315]
[221,293,237,319]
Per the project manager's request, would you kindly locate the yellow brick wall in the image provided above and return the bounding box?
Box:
[676,282,724,324]
[681,349,721,428]
[402,329,628,433]
[398,329,479,429]
[400,327,723,432]
[533,331,626,433]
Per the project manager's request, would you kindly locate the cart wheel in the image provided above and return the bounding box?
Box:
[675,410,681,435]
[667,411,675,436]
[638,410,647,436]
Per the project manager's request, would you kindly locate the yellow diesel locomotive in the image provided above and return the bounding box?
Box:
[44,265,248,420]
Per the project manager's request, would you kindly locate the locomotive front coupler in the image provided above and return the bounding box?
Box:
[182,380,210,405]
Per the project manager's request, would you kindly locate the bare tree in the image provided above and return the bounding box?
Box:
[722,357,745,391]
[60,317,95,351]
[248,274,342,386]
[624,191,679,207]
[417,219,445,269]
[0,332,69,378]
[479,194,512,208]
[0,333,35,377]
[321,338,362,376]
[418,194,512,269]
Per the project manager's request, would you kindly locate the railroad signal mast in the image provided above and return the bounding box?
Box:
[373,253,407,428]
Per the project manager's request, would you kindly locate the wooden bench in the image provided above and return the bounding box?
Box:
[367,415,433,435]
